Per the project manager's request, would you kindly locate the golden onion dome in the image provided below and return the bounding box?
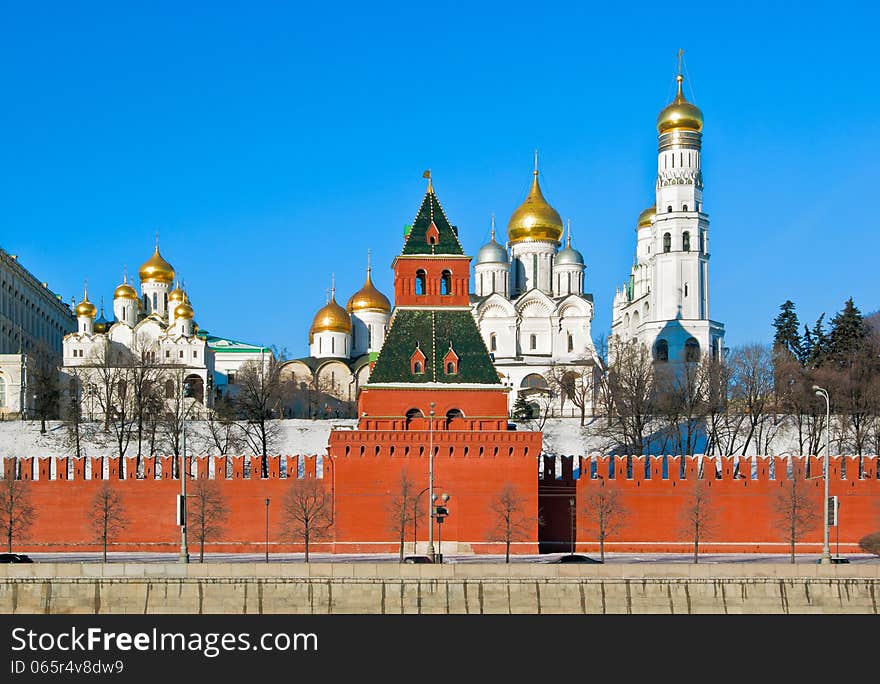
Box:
[138,246,175,284]
[657,75,703,134]
[347,269,391,313]
[507,170,564,244]
[637,206,656,228]
[174,298,194,320]
[75,294,96,318]
[309,295,352,342]
[114,274,138,300]
[169,284,186,303]
[93,308,110,334]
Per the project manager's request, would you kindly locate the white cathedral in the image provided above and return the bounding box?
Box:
[611,67,725,363]
[471,164,596,414]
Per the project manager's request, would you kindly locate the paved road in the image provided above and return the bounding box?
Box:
[14,552,878,564]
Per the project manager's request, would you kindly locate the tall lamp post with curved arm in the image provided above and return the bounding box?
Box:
[813,385,832,564]
[427,402,436,561]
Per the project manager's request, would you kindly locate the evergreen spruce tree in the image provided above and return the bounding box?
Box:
[512,393,532,421]
[827,297,868,365]
[800,323,813,367]
[806,314,828,367]
[772,300,802,360]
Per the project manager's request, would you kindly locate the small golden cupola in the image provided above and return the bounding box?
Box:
[173,294,194,320]
[347,266,391,314]
[310,288,352,343]
[75,289,97,318]
[114,272,138,300]
[657,73,703,134]
[139,245,175,284]
[637,206,656,229]
[169,281,186,304]
[507,158,564,245]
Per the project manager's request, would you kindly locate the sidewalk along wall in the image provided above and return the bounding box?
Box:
[328,429,542,554]
[569,454,880,554]
[1,455,333,554]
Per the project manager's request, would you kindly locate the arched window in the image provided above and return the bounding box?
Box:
[445,408,464,429]
[699,231,704,253]
[654,339,669,362]
[521,374,548,390]
[413,361,423,374]
[682,231,690,252]
[667,205,672,213]
[682,204,688,212]
[529,334,537,350]
[446,362,454,374]
[0,375,6,408]
[663,233,671,253]
[165,379,175,399]
[152,293,157,310]
[567,334,574,352]
[415,270,427,295]
[489,333,496,352]
[685,337,700,363]
[405,408,424,429]
[440,270,452,295]
[561,372,578,400]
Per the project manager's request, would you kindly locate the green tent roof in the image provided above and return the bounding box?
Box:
[368,309,500,385]
[400,189,464,256]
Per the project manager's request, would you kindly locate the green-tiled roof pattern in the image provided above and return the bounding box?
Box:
[400,191,464,256]
[368,309,500,385]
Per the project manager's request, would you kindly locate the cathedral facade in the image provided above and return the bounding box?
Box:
[471,164,596,415]
[611,68,725,363]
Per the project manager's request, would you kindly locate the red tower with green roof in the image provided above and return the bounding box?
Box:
[327,177,542,555]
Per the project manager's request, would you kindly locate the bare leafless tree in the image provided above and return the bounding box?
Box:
[90,482,128,562]
[488,484,533,563]
[546,361,595,425]
[679,478,716,563]
[188,477,229,562]
[200,396,244,456]
[592,333,615,427]
[281,478,333,562]
[598,338,655,455]
[0,475,35,552]
[29,342,61,434]
[773,463,820,563]
[582,483,627,562]
[654,360,710,456]
[234,352,285,478]
[729,344,775,455]
[387,469,418,561]
[127,335,162,472]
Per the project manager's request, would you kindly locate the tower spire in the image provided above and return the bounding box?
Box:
[490,213,496,241]
[83,278,89,301]
[675,48,685,98]
[367,248,371,274]
[566,219,572,247]
[423,169,433,194]
[331,273,336,300]
[534,149,539,176]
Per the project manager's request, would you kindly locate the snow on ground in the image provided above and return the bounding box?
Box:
[0,416,813,460]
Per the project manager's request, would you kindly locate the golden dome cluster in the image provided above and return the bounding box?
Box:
[169,283,186,304]
[174,295,194,320]
[346,269,391,313]
[138,247,175,284]
[507,170,564,245]
[657,74,703,134]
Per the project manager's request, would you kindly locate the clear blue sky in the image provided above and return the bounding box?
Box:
[3,1,878,357]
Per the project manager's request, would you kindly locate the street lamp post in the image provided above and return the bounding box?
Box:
[569,497,576,556]
[432,493,450,563]
[179,379,191,564]
[813,385,832,564]
[265,498,270,563]
[427,401,436,561]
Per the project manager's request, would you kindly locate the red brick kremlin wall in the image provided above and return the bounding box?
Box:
[3,453,879,555]
[558,454,880,554]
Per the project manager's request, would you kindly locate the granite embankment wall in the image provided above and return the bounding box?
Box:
[1,564,878,614]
